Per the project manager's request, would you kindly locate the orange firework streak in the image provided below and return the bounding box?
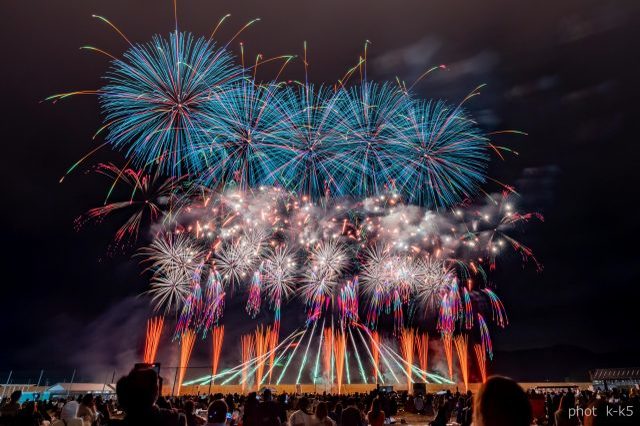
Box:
[474,343,487,383]
[400,328,416,393]
[454,335,469,392]
[267,325,279,384]
[143,316,164,364]
[416,332,429,382]
[371,331,381,383]
[176,330,196,396]
[241,334,255,393]
[254,325,271,388]
[442,333,454,380]
[333,329,347,394]
[322,328,333,388]
[210,325,224,385]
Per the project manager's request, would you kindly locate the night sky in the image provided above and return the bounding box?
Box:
[2,0,639,382]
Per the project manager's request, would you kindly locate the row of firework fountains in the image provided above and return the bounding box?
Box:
[46,9,542,394]
[142,317,492,395]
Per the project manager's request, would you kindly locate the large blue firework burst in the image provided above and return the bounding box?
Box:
[100,31,242,175]
[271,84,342,198]
[199,79,292,191]
[97,31,491,208]
[328,82,411,197]
[395,100,489,208]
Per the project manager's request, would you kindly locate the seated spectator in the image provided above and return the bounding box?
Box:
[339,398,360,426]
[0,391,22,417]
[555,394,579,426]
[242,393,259,426]
[257,389,281,426]
[16,401,44,426]
[366,398,384,426]
[288,397,313,426]
[473,376,532,426]
[328,403,342,426]
[77,394,97,424]
[114,366,186,426]
[51,401,83,426]
[460,397,473,426]
[206,399,228,426]
[414,394,425,415]
[429,405,448,426]
[95,395,111,425]
[184,400,206,426]
[314,402,335,426]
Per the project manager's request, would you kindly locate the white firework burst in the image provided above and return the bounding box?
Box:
[359,245,397,297]
[141,233,206,278]
[263,245,298,300]
[299,240,348,303]
[308,239,348,282]
[214,228,267,287]
[146,267,191,314]
[413,257,453,313]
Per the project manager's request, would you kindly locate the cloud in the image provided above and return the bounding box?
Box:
[372,37,443,78]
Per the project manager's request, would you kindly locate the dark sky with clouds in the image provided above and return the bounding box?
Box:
[1,0,639,381]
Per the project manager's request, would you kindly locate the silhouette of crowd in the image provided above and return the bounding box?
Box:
[1,368,638,425]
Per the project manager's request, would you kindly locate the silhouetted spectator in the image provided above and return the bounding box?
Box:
[366,398,384,426]
[205,399,228,426]
[0,391,22,417]
[473,376,532,426]
[555,394,579,426]
[242,393,259,426]
[328,403,342,426]
[51,401,83,426]
[256,389,280,426]
[288,397,312,426]
[314,402,335,426]
[339,398,361,426]
[15,401,43,426]
[78,394,97,424]
[429,405,448,426]
[184,400,206,426]
[114,366,186,426]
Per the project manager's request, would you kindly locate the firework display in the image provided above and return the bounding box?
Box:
[143,316,164,364]
[474,342,487,383]
[454,334,470,392]
[176,329,196,396]
[240,333,254,393]
[210,325,224,385]
[442,333,454,381]
[74,163,183,250]
[399,328,416,393]
[52,7,543,393]
[416,332,429,382]
[100,31,242,175]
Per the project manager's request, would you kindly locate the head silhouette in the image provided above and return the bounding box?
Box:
[474,376,532,426]
[116,367,160,414]
[208,399,228,424]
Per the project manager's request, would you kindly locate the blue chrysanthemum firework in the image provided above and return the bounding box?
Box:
[272,84,342,198]
[200,79,292,190]
[395,100,489,208]
[329,82,411,197]
[100,31,242,175]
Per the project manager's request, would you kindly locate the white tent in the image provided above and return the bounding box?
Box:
[46,382,116,395]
